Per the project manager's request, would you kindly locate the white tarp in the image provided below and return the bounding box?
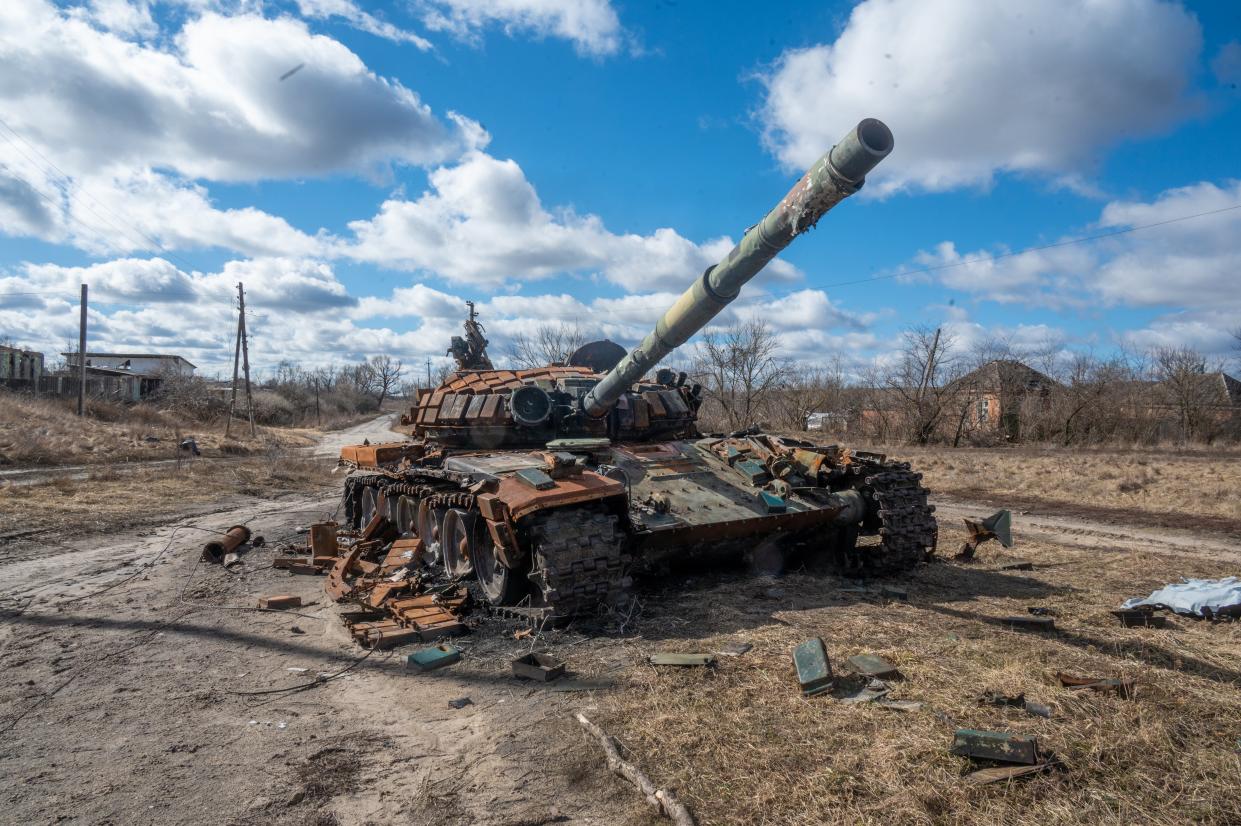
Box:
[1122,577,1241,619]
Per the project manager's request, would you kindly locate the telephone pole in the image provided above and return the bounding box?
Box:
[425,358,431,389]
[239,283,256,437]
[76,283,87,417]
[225,282,256,437]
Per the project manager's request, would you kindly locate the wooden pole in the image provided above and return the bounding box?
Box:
[76,283,87,417]
[225,283,243,438]
[239,283,256,437]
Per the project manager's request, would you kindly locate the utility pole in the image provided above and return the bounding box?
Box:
[225,284,243,437]
[76,283,87,416]
[314,373,321,426]
[239,283,256,437]
[917,327,942,405]
[425,358,431,389]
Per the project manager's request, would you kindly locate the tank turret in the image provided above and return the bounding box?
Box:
[582,118,892,416]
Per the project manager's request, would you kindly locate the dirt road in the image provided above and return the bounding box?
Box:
[2,486,1237,825]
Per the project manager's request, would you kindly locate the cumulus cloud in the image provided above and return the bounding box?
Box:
[0,3,470,182]
[759,0,1202,194]
[295,0,433,49]
[343,151,799,290]
[417,0,624,56]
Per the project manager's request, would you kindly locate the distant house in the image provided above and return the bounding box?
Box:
[0,345,44,382]
[61,352,196,377]
[950,359,1059,439]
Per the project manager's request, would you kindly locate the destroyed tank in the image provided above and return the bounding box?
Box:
[339,118,938,617]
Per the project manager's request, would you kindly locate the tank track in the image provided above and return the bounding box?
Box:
[526,507,632,618]
[855,463,938,574]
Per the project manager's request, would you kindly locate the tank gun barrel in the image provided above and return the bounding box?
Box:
[581,118,893,418]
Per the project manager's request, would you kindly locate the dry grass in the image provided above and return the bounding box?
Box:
[0,394,318,467]
[860,445,1241,533]
[0,455,334,537]
[585,522,1241,825]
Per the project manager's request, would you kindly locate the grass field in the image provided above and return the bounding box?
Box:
[585,514,1241,826]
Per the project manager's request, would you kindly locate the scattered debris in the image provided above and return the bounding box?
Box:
[1024,701,1053,719]
[1004,615,1056,631]
[793,638,833,697]
[258,595,302,610]
[841,678,890,704]
[405,644,461,672]
[1112,608,1169,628]
[513,627,534,640]
[978,690,1052,718]
[1122,577,1241,620]
[956,509,1012,560]
[545,678,614,693]
[512,652,566,682]
[648,653,715,667]
[997,561,1034,571]
[1056,672,1135,699]
[847,653,902,680]
[447,697,473,709]
[951,729,1040,765]
[876,699,923,712]
[717,642,752,657]
[576,713,696,826]
[1027,606,1055,616]
[964,762,1054,786]
[202,525,251,564]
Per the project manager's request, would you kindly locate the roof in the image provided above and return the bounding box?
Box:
[955,359,1059,394]
[61,352,197,368]
[0,345,42,355]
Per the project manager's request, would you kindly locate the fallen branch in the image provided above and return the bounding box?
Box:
[575,712,695,826]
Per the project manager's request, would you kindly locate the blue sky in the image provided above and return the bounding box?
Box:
[0,0,1238,378]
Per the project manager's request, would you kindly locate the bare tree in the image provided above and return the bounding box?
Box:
[360,354,404,406]
[692,320,787,431]
[882,325,964,445]
[508,323,587,369]
[767,361,845,432]
[1151,346,1219,442]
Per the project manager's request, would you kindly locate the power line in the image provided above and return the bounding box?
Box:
[0,118,203,274]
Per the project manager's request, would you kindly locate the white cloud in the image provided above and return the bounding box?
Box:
[295,0,433,49]
[0,3,470,182]
[417,0,624,56]
[759,0,1202,194]
[343,150,799,291]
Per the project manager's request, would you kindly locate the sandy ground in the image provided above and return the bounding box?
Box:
[2,440,1239,825]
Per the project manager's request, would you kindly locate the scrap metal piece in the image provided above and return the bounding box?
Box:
[951,729,1040,765]
[406,644,461,671]
[1004,615,1056,631]
[717,642,752,657]
[1024,701,1053,719]
[847,654,902,680]
[1112,608,1169,628]
[964,762,1053,786]
[792,638,833,697]
[649,653,715,667]
[841,678,890,705]
[1055,672,1135,699]
[448,696,473,709]
[956,509,1013,559]
[202,525,251,563]
[512,652,566,682]
[515,467,556,490]
[978,690,1026,708]
[258,595,302,610]
[309,522,338,556]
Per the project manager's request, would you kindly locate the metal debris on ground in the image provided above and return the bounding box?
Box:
[1112,608,1169,628]
[1027,606,1056,616]
[648,653,715,667]
[978,690,1052,718]
[202,525,251,564]
[406,644,461,672]
[951,729,1041,765]
[964,762,1054,786]
[512,652,566,682]
[717,642,752,657]
[847,653,902,680]
[793,637,833,697]
[840,678,890,705]
[1122,577,1241,620]
[447,697,473,709]
[1004,615,1056,631]
[257,595,302,610]
[956,509,1013,560]
[1056,672,1135,699]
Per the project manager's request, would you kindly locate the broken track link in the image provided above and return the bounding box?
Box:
[852,463,938,574]
[526,507,631,619]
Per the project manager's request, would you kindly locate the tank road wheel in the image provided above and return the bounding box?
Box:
[527,507,630,618]
[440,509,476,579]
[360,485,380,529]
[473,519,529,606]
[395,496,417,536]
[416,500,449,563]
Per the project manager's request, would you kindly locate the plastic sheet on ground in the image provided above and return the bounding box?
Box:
[1122,577,1241,619]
